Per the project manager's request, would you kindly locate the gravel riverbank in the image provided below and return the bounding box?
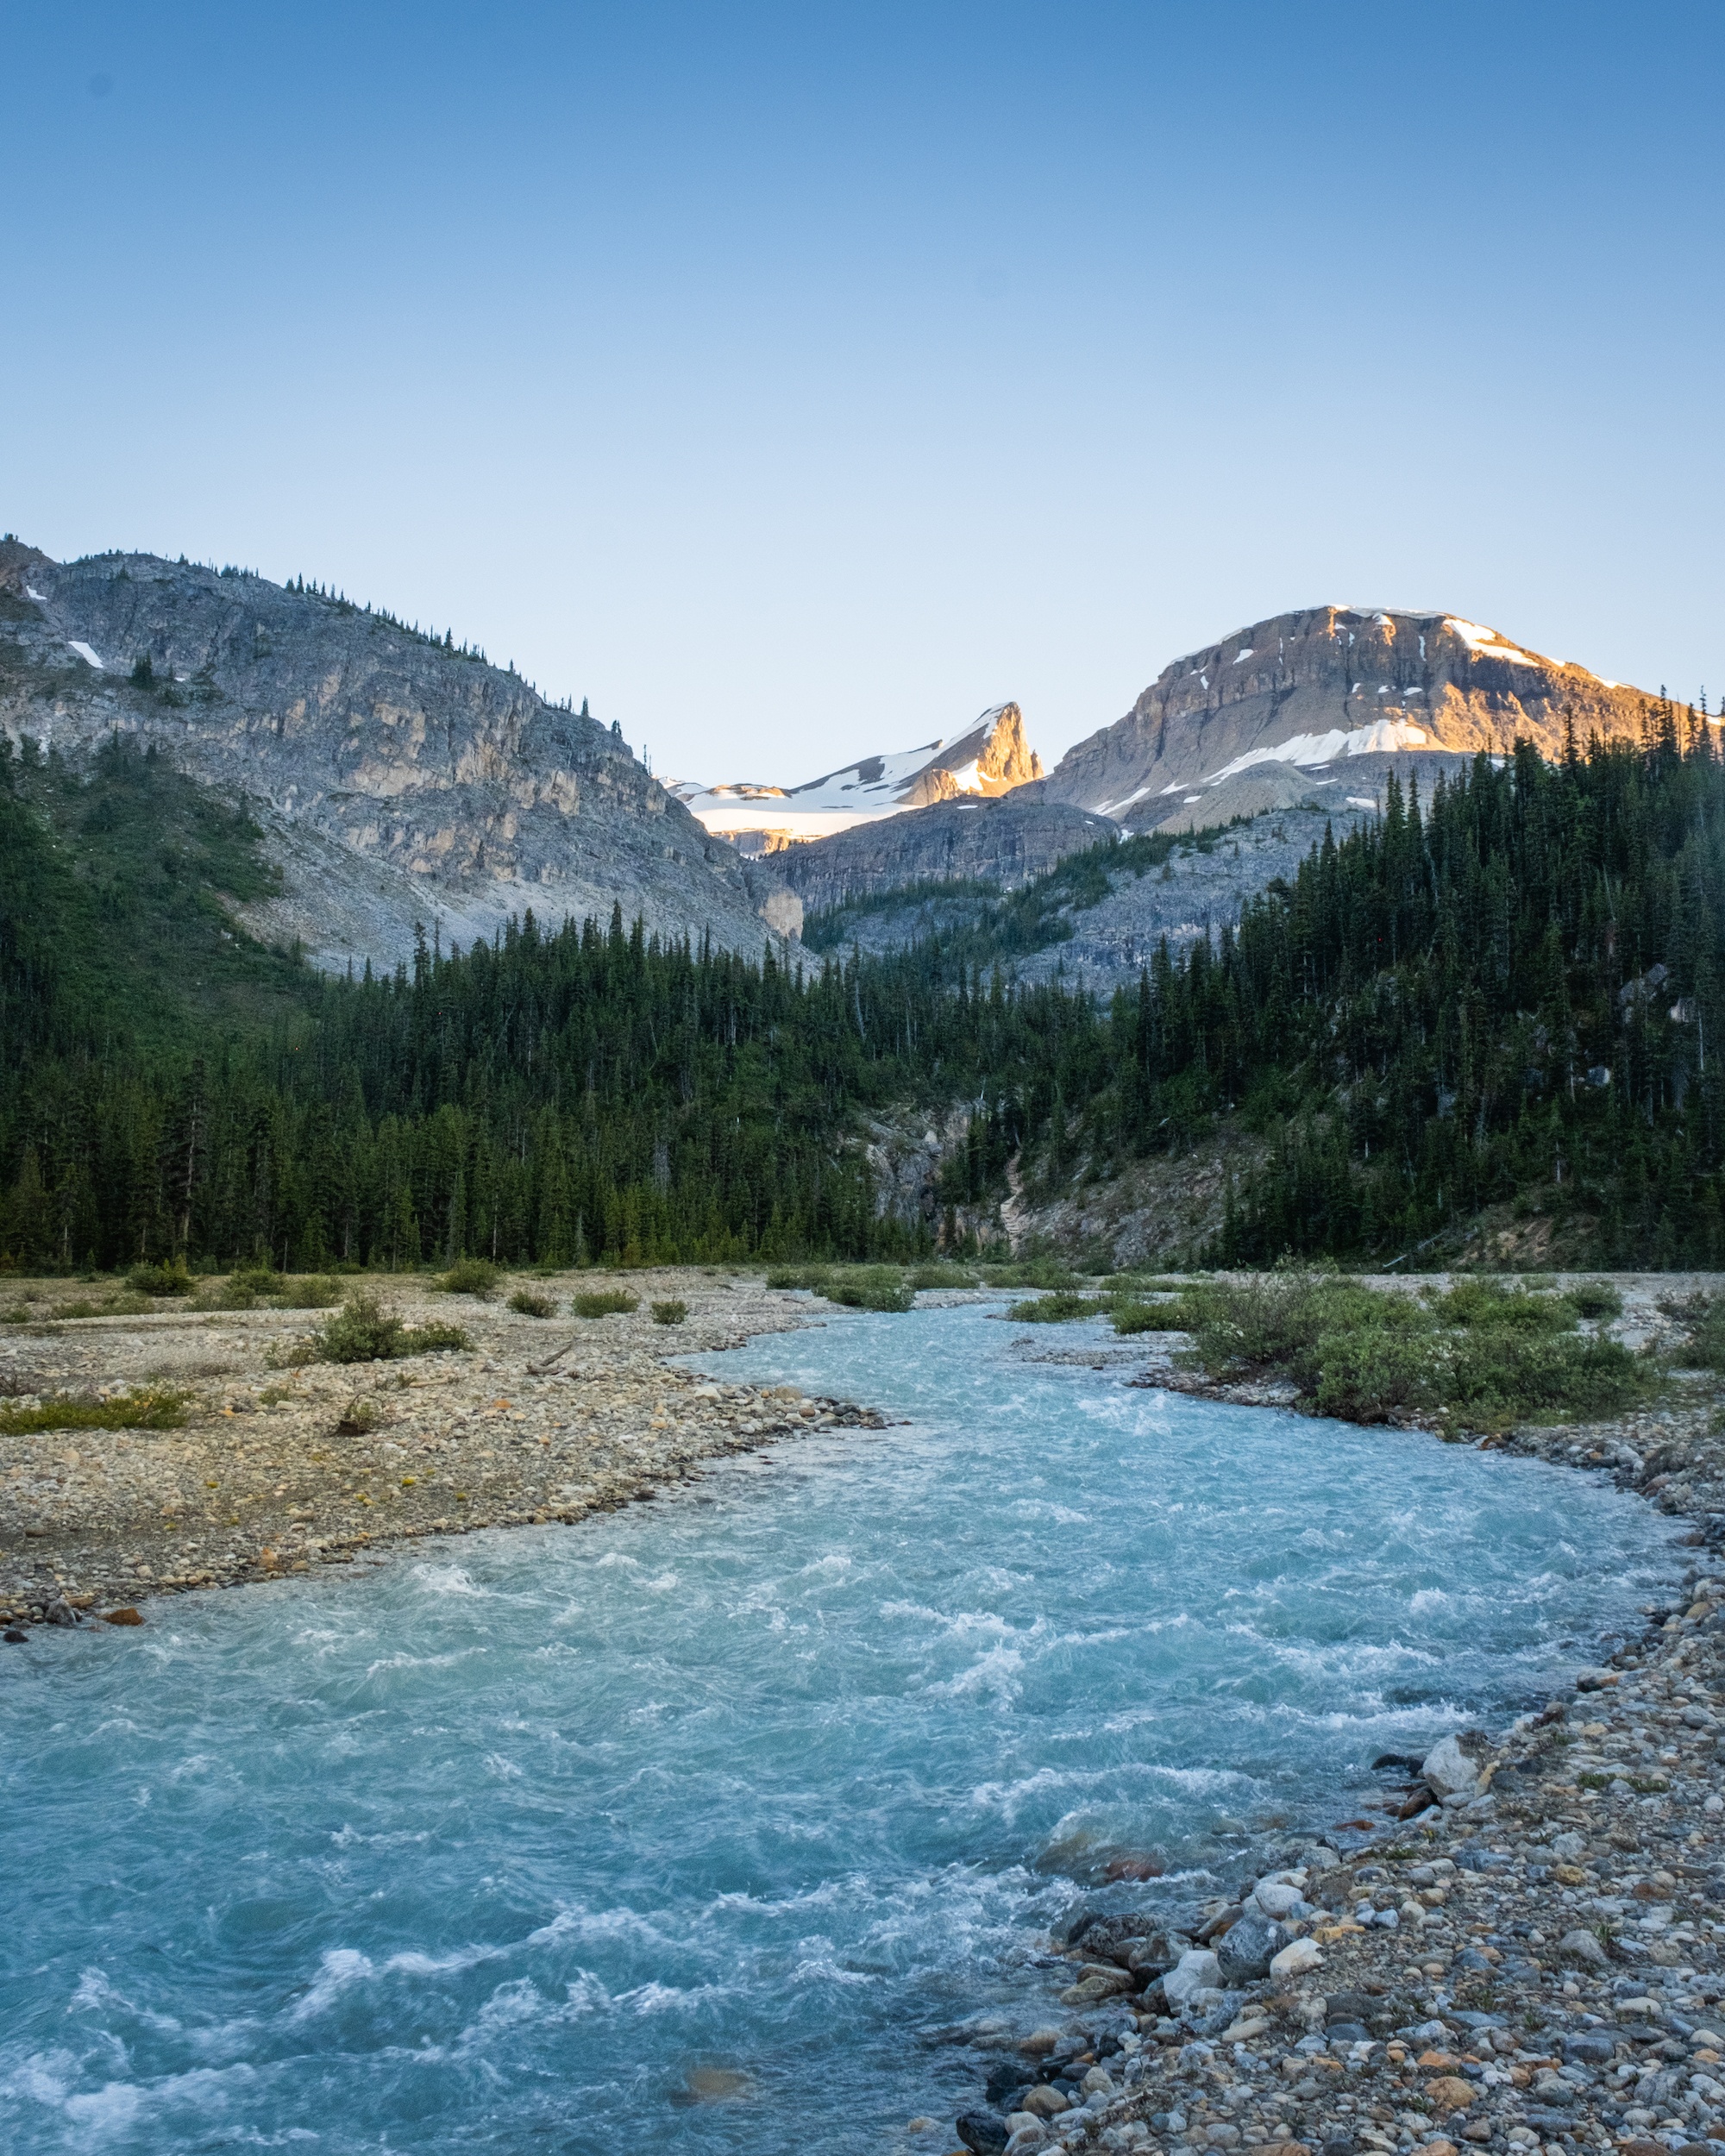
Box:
[0,1269,881,1626]
[931,1281,1725,2156]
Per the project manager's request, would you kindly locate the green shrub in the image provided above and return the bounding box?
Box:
[1162,1266,1648,1432]
[977,1256,1079,1289]
[572,1289,639,1319]
[0,1387,188,1434]
[766,1265,832,1291]
[1007,1290,1106,1323]
[509,1288,556,1318]
[1109,1299,1173,1335]
[127,1260,192,1297]
[906,1262,980,1290]
[335,1395,380,1435]
[1428,1279,1578,1333]
[313,1290,470,1363]
[651,1299,689,1326]
[1568,1280,1625,1320]
[1671,1294,1725,1371]
[440,1257,502,1297]
[819,1268,913,1313]
[276,1275,342,1308]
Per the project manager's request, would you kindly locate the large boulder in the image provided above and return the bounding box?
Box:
[1163,1949,1222,2008]
[1421,1734,1481,1799]
[1216,1911,1289,1985]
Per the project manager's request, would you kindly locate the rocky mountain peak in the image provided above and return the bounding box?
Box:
[1044,604,1658,826]
[0,541,794,967]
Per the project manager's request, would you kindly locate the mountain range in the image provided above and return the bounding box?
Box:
[0,540,1679,975]
[0,541,797,968]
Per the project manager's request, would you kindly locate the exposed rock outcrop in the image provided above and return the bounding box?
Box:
[1045,605,1658,824]
[756,793,1114,912]
[674,702,1044,846]
[0,541,788,969]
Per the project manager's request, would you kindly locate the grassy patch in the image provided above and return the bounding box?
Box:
[650,1299,688,1326]
[508,1288,556,1318]
[819,1268,914,1313]
[1569,1281,1625,1320]
[311,1290,471,1364]
[1153,1268,1647,1431]
[906,1262,981,1290]
[0,1387,188,1433]
[1007,1290,1107,1323]
[762,1263,907,1310]
[571,1289,639,1319]
[127,1261,192,1297]
[440,1257,502,1297]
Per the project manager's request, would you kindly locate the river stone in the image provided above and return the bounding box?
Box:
[1217,1910,1288,1984]
[1020,2085,1071,2118]
[1559,1927,1609,1967]
[1421,1736,1480,1798]
[1254,1879,1305,1919]
[1164,1950,1222,2008]
[957,2110,1013,2154]
[1270,1937,1324,1979]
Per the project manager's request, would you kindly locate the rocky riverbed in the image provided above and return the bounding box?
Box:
[928,1288,1725,2156]
[0,1269,882,1628]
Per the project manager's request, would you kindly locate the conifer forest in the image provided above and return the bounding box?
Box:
[1,710,1721,1275]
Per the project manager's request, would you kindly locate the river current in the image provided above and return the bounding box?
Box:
[0,1303,1683,2153]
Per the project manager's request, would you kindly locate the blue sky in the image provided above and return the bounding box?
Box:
[3,2,1721,780]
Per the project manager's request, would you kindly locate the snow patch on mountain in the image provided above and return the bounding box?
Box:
[674,704,1043,846]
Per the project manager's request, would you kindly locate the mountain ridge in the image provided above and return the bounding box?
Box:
[0,541,796,968]
[674,702,1043,848]
[1044,603,1662,825]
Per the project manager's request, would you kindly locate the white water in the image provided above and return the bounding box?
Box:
[0,1305,1680,2153]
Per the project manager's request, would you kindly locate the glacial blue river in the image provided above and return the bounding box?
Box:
[0,1303,1681,2153]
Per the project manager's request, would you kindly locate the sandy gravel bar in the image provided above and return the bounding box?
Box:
[0,1269,881,1625]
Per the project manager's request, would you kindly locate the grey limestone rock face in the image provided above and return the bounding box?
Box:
[1043,604,1655,824]
[757,791,1115,912]
[0,541,790,970]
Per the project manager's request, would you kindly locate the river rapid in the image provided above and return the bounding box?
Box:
[0,1302,1683,2153]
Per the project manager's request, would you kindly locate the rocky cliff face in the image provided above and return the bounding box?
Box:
[674,702,1044,844]
[0,542,791,968]
[758,792,1114,913]
[1044,605,1655,824]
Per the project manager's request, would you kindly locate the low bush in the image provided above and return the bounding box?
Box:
[508,1288,556,1318]
[1007,1290,1107,1323]
[572,1289,639,1319]
[440,1257,502,1297]
[765,1265,831,1291]
[1158,1266,1648,1432]
[1568,1281,1625,1320]
[906,1263,980,1290]
[1672,1294,1725,1371]
[651,1299,688,1326]
[1109,1300,1176,1335]
[276,1275,342,1308]
[819,1268,913,1313]
[313,1290,471,1364]
[127,1261,192,1297]
[976,1256,1079,1289]
[0,1387,188,1434]
[335,1396,380,1435]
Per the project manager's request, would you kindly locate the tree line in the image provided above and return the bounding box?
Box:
[2,711,1720,1273]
